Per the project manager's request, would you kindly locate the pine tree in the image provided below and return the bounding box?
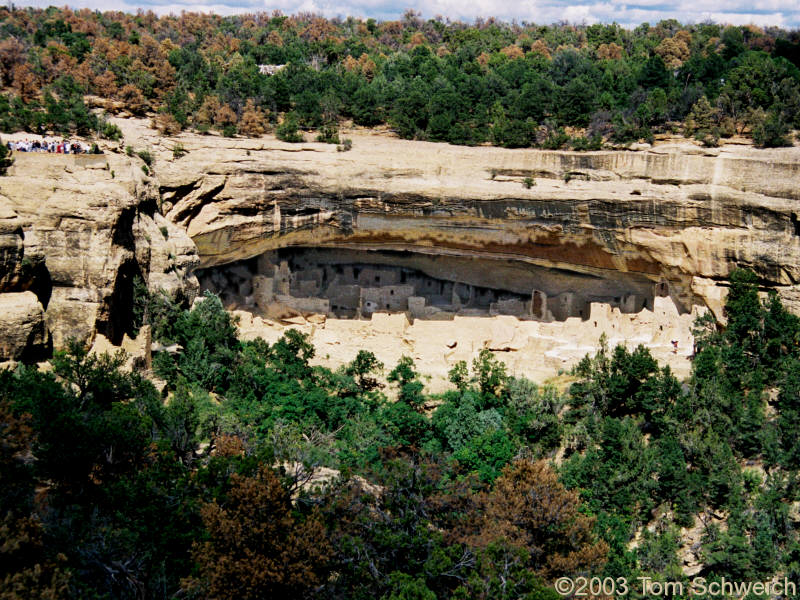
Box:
[238,99,267,137]
[684,96,719,142]
[183,466,331,599]
[470,459,609,580]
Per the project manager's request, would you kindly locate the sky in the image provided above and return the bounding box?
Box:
[9,0,800,29]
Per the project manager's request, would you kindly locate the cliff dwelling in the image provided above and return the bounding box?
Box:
[196,247,672,323]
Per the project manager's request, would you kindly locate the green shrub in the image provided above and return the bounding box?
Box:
[610,113,653,145]
[452,428,515,482]
[523,176,535,188]
[125,145,134,157]
[572,136,589,151]
[684,96,718,137]
[539,127,570,149]
[570,134,603,151]
[0,138,13,175]
[136,149,154,166]
[172,142,186,159]
[101,121,122,141]
[336,138,353,152]
[152,291,240,391]
[753,111,791,148]
[695,131,720,147]
[316,120,340,144]
[276,114,304,143]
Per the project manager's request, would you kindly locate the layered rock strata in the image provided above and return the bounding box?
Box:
[150,129,800,321]
[4,119,800,365]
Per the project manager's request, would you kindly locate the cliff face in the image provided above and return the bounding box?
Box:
[0,151,198,359]
[2,121,799,361]
[151,129,800,320]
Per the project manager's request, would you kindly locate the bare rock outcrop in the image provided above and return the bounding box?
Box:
[0,151,198,353]
[4,118,800,362]
[145,128,800,319]
[0,291,47,360]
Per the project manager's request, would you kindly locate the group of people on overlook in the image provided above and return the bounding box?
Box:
[6,138,99,154]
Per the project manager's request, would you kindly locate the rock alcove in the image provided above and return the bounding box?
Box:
[196,247,673,322]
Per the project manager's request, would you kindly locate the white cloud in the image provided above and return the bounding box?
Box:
[10,0,800,27]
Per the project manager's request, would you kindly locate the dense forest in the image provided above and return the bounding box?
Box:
[0,7,799,147]
[4,268,800,598]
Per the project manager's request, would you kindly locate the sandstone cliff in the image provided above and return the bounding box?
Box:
[0,149,198,359]
[140,125,800,321]
[3,118,800,364]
